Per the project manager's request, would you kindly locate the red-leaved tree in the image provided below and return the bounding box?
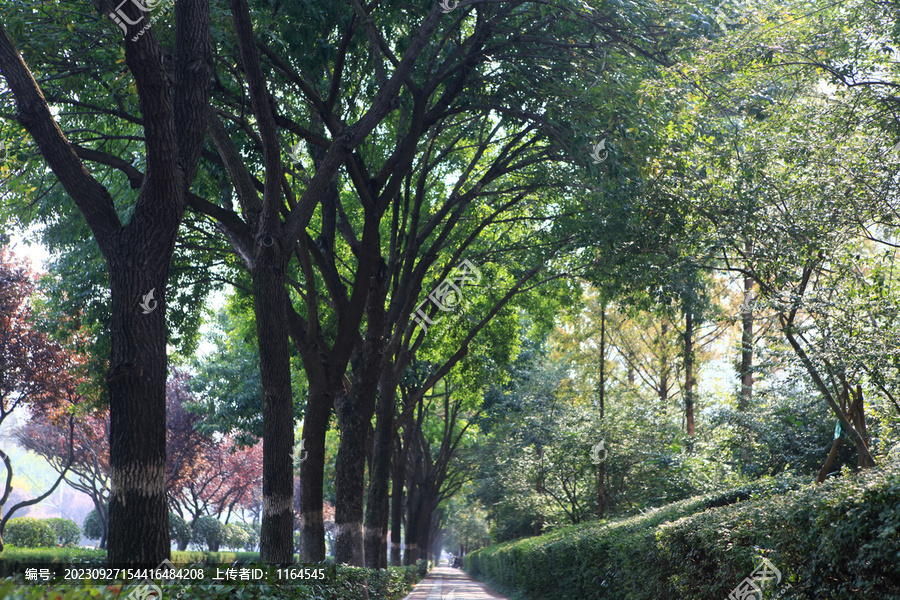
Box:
[0,247,78,550]
[15,410,110,547]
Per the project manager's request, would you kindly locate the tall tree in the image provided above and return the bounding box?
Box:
[0,0,210,563]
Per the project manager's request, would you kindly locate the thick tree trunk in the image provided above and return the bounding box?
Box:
[334,248,385,568]
[296,385,331,561]
[364,381,397,568]
[253,254,295,563]
[416,497,437,562]
[389,431,405,566]
[334,364,379,567]
[107,254,171,564]
[1,0,208,563]
[684,310,695,437]
[403,440,422,566]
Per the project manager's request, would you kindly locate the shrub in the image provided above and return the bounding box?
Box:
[191,516,224,552]
[169,512,192,549]
[0,556,422,600]
[0,547,106,576]
[221,522,257,552]
[82,507,106,541]
[415,558,429,579]
[43,518,80,547]
[4,517,56,548]
[465,465,900,600]
[367,564,420,600]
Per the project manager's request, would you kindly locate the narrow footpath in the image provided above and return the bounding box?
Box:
[402,564,509,600]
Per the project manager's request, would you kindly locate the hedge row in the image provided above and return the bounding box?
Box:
[3,518,80,549]
[0,553,429,600]
[465,465,900,600]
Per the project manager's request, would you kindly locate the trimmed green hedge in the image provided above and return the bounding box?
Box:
[0,550,426,600]
[0,547,107,577]
[43,519,80,548]
[3,518,57,549]
[465,465,900,600]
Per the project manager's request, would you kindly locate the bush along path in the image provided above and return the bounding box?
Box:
[0,560,428,600]
[465,464,900,600]
[403,564,508,600]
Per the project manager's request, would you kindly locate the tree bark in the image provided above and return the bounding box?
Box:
[253,253,295,563]
[599,304,606,418]
[739,247,754,410]
[389,431,405,566]
[334,379,376,567]
[106,253,172,564]
[0,0,209,564]
[659,319,669,408]
[684,309,695,437]
[296,384,331,561]
[364,376,398,568]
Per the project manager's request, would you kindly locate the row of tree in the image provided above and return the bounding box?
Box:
[0,0,672,569]
[2,0,899,573]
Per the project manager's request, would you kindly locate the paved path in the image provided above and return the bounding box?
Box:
[402,565,509,600]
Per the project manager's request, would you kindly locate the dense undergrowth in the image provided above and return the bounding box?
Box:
[465,464,900,600]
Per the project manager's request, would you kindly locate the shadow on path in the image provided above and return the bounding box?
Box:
[402,565,509,600]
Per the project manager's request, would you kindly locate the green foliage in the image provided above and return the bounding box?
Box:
[82,509,103,542]
[443,496,491,554]
[42,518,79,548]
[0,556,423,600]
[169,512,192,549]
[3,518,56,549]
[0,547,106,577]
[465,465,900,599]
[191,516,224,552]
[221,522,258,552]
[415,559,429,580]
[706,387,847,479]
[169,550,260,564]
